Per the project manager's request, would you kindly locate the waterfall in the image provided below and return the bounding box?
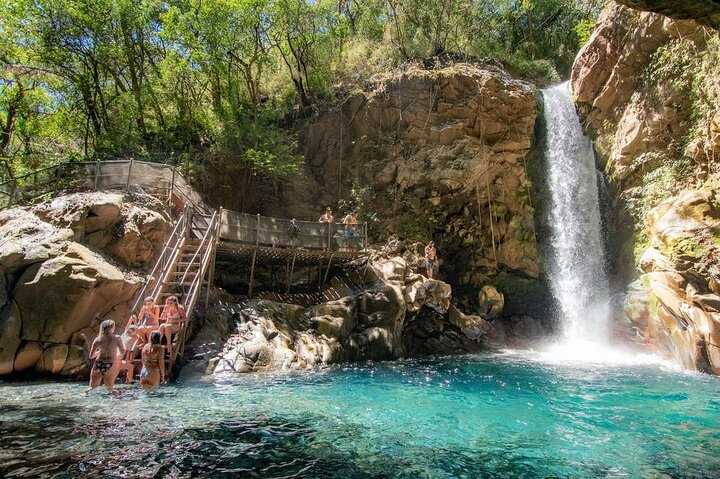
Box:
[543,82,610,345]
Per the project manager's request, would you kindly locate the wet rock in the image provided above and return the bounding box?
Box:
[478,285,504,319]
[622,186,720,373]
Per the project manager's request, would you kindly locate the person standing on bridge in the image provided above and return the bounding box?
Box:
[343,211,358,253]
[318,207,334,250]
[287,218,301,247]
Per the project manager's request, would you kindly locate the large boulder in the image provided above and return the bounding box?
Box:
[0,192,172,377]
[208,250,496,375]
[614,0,720,30]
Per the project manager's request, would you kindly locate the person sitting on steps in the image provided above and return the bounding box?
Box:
[140,331,165,390]
[159,296,186,355]
[136,296,160,343]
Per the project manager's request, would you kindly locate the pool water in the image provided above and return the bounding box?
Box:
[1,352,719,478]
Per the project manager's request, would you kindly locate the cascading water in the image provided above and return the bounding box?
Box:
[543,82,610,346]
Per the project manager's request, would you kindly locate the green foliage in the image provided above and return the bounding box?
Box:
[624,154,694,263]
[574,19,595,47]
[686,35,720,152]
[646,41,699,92]
[1,0,603,184]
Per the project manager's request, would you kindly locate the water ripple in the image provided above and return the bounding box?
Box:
[0,354,719,478]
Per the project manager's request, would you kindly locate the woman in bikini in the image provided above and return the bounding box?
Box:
[140,330,165,390]
[159,296,186,355]
[86,319,125,393]
[136,296,160,343]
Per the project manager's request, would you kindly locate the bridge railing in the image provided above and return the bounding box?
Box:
[0,159,201,212]
[1,159,368,251]
[221,210,367,251]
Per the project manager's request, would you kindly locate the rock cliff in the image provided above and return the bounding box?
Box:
[614,0,720,30]
[196,242,536,375]
[275,63,546,317]
[0,192,171,376]
[572,2,720,372]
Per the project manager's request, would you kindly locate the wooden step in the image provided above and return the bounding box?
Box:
[158,292,184,300]
[164,281,193,287]
[176,262,201,267]
[180,250,206,256]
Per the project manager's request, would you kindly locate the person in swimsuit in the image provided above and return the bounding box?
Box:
[140,330,165,390]
[136,296,160,343]
[318,207,334,250]
[425,240,437,279]
[159,296,186,355]
[342,211,358,253]
[118,325,141,383]
[86,319,125,394]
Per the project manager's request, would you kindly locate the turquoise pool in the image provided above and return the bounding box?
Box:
[1,352,718,478]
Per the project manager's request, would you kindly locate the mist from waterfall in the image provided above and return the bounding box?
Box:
[542,82,610,347]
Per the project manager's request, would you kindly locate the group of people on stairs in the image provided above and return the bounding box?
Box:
[86,295,185,394]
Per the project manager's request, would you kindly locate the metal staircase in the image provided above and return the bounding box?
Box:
[128,207,220,380]
[1,159,367,380]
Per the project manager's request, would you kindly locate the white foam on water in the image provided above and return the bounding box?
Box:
[497,345,681,371]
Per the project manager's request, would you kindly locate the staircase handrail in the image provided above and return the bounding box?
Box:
[172,211,220,363]
[129,206,189,316]
[179,211,217,287]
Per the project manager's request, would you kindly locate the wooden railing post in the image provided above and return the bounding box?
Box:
[255,213,261,246]
[364,222,368,251]
[125,158,134,192]
[248,213,261,299]
[169,166,176,206]
[327,221,332,251]
[185,206,193,239]
[93,160,100,190]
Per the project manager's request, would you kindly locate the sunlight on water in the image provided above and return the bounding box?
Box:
[1,353,719,479]
[501,344,681,370]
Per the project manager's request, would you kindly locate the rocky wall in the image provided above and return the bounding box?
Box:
[572,2,720,372]
[274,63,546,317]
[196,242,541,375]
[0,192,172,376]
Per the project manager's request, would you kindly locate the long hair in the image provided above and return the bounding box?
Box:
[99,319,115,338]
[150,330,162,345]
